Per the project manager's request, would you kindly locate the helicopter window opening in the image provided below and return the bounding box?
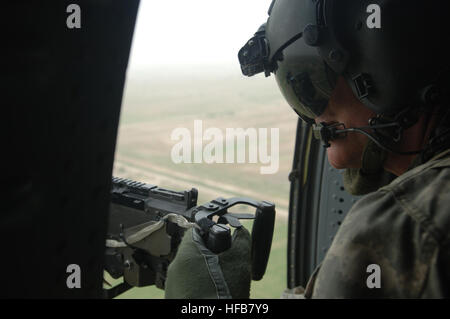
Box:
[112,0,297,299]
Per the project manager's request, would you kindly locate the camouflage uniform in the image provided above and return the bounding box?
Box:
[304,149,450,298]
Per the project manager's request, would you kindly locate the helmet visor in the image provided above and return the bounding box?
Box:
[274,38,337,122]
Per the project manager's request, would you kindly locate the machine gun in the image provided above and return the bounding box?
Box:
[104,177,276,298]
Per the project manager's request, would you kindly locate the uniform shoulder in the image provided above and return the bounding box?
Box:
[377,151,450,246]
[311,152,450,298]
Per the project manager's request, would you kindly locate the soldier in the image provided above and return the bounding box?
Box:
[165,0,450,298]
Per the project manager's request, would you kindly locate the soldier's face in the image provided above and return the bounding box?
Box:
[315,77,376,169]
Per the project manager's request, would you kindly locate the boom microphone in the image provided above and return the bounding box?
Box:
[312,121,423,156]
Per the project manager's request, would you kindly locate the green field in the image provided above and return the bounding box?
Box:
[111,64,298,298]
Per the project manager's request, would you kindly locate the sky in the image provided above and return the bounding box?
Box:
[128,0,272,70]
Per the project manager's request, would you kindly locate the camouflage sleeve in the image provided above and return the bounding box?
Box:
[420,242,450,298]
[310,188,449,298]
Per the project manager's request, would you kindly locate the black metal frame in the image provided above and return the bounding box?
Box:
[287,119,322,288]
[4,1,140,298]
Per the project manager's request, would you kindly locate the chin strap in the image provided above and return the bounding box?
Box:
[420,107,450,162]
[342,139,397,195]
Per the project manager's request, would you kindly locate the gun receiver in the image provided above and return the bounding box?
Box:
[104,177,276,298]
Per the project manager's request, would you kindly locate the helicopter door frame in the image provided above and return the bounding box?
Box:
[287,119,360,288]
